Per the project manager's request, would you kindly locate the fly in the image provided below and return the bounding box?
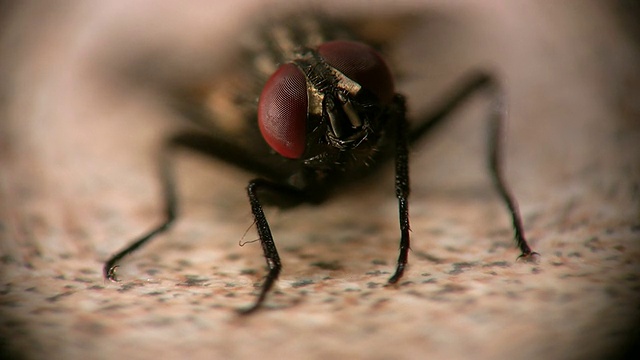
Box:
[103,14,539,314]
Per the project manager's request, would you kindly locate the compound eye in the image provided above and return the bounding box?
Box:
[318,40,395,103]
[258,63,308,159]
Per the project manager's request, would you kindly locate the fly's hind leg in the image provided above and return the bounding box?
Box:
[408,72,538,261]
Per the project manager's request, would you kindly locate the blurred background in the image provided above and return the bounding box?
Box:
[1,1,639,359]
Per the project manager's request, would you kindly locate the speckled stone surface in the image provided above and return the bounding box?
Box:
[1,1,639,359]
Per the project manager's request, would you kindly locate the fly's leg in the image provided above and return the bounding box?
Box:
[388,94,411,284]
[103,131,288,281]
[409,72,538,260]
[487,90,538,259]
[168,133,316,313]
[239,179,308,315]
[104,147,177,281]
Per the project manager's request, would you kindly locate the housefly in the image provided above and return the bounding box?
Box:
[103,14,538,314]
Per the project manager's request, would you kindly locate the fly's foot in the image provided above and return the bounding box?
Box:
[105,264,121,282]
[387,263,406,284]
[516,251,541,263]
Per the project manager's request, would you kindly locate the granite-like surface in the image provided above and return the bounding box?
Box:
[1,1,639,359]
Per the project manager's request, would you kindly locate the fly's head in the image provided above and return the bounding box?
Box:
[257,40,396,170]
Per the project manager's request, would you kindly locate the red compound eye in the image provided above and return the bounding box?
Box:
[258,63,308,159]
[318,40,395,104]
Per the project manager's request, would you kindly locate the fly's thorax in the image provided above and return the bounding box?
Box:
[245,16,354,83]
[183,17,343,142]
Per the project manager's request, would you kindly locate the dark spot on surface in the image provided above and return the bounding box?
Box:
[143,316,175,327]
[405,290,427,298]
[0,298,19,307]
[291,279,314,288]
[365,270,387,276]
[145,268,160,276]
[605,286,620,298]
[46,291,74,302]
[0,255,16,264]
[74,319,108,336]
[366,282,381,289]
[559,272,591,278]
[438,284,468,294]
[322,296,337,303]
[0,283,12,296]
[98,303,127,312]
[177,259,192,267]
[613,245,626,252]
[448,262,477,275]
[413,251,444,263]
[505,291,520,299]
[73,277,93,283]
[284,246,302,254]
[371,259,387,265]
[118,282,144,292]
[311,260,343,271]
[584,237,604,252]
[482,261,510,268]
[177,275,209,287]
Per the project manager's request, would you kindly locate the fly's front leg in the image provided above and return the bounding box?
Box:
[409,72,538,260]
[239,178,307,315]
[389,94,411,284]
